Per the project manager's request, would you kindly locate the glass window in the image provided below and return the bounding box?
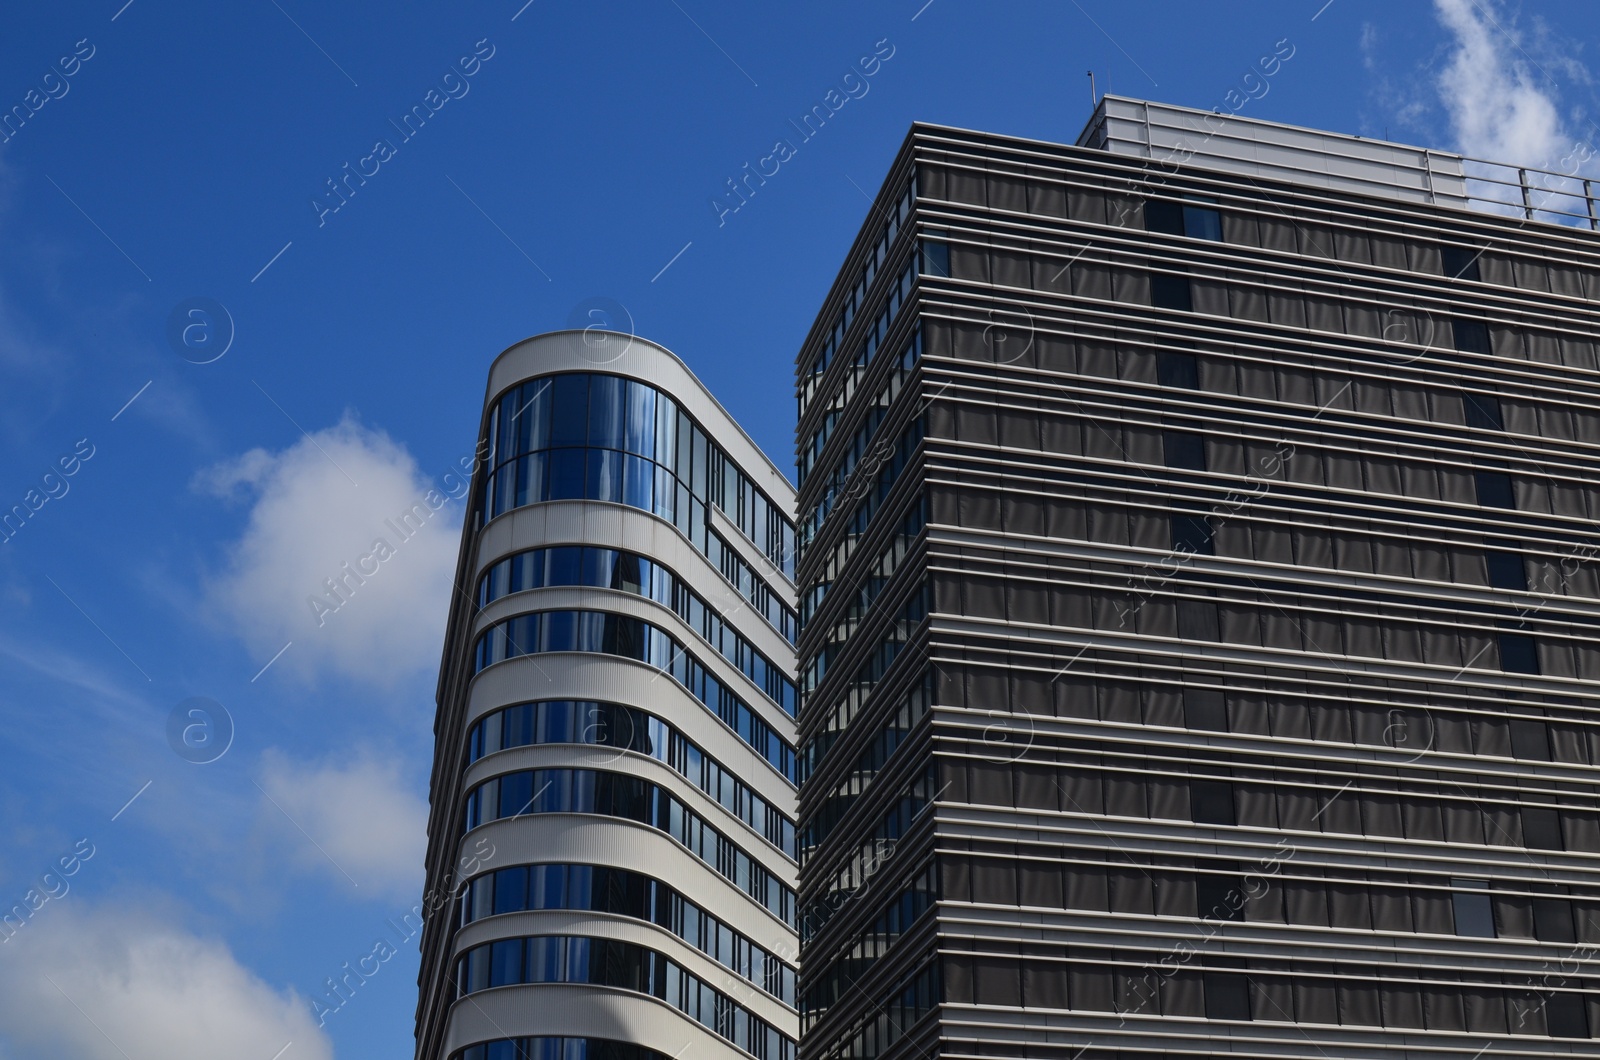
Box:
[494,868,527,915]
[1163,430,1208,471]
[1157,349,1199,389]
[1452,318,1492,355]
[490,939,524,987]
[499,773,533,819]
[1533,897,1576,943]
[1203,972,1251,1020]
[1191,780,1236,825]
[1144,199,1185,236]
[587,448,624,503]
[921,240,949,278]
[1450,879,1495,937]
[623,380,656,457]
[1510,718,1551,761]
[1523,806,1564,850]
[548,375,589,447]
[1547,991,1590,1038]
[546,449,587,501]
[1485,549,1527,590]
[1151,272,1193,312]
[1474,467,1516,508]
[587,374,625,449]
[1184,688,1227,731]
[1498,632,1540,674]
[1442,244,1483,281]
[1464,391,1504,430]
[1171,514,1215,555]
[1183,203,1223,241]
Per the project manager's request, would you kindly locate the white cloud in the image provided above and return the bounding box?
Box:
[0,903,332,1060]
[198,414,463,686]
[1432,0,1579,166]
[257,749,427,902]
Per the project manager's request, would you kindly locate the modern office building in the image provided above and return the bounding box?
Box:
[794,96,1600,1060]
[415,332,801,1060]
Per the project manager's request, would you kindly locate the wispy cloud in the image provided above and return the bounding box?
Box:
[197,413,459,687]
[0,902,332,1060]
[256,748,428,902]
[1432,0,1584,167]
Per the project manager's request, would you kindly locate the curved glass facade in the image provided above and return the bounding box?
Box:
[453,935,795,1060]
[467,700,794,855]
[482,371,796,579]
[457,861,796,1004]
[422,339,797,1060]
[478,545,796,710]
[454,1040,668,1060]
[461,766,793,925]
[473,610,795,781]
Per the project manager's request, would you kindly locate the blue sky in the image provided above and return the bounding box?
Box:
[0,1,1596,1057]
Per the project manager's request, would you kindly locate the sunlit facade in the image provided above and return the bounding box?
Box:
[416,333,799,1060]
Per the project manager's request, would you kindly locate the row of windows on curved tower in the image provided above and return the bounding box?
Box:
[453,936,794,1060]
[460,766,794,924]
[481,371,797,600]
[477,545,796,712]
[473,609,796,780]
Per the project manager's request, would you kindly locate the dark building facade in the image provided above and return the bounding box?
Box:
[794,98,1600,1060]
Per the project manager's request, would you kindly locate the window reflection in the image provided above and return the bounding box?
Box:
[462,766,794,924]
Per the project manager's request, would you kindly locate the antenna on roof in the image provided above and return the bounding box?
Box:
[1088,70,1097,108]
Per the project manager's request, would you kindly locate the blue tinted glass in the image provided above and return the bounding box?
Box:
[545,546,580,586]
[542,611,576,652]
[546,450,586,501]
[1182,204,1223,241]
[587,375,626,449]
[581,547,614,587]
[655,394,679,465]
[653,466,677,522]
[549,375,589,447]
[528,937,563,981]
[622,455,654,511]
[494,867,528,914]
[576,611,607,652]
[489,939,523,987]
[498,773,533,818]
[467,945,490,992]
[624,381,656,457]
[588,448,623,503]
[484,1042,517,1060]
[611,552,644,594]
[526,771,556,813]
[535,863,565,907]
[541,700,572,743]
[565,937,590,981]
[568,864,593,907]
[503,703,532,747]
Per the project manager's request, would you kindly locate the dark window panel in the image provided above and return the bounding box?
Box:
[1485,549,1527,590]
[1523,807,1565,850]
[1498,632,1541,674]
[1151,272,1194,311]
[1453,318,1492,355]
[1162,430,1208,471]
[1144,199,1185,235]
[1157,349,1199,389]
[1171,514,1215,555]
[1442,244,1483,281]
[1183,688,1227,732]
[1451,880,1496,937]
[1183,204,1223,241]
[1191,780,1236,825]
[1203,972,1252,1021]
[1464,391,1504,430]
[1474,468,1516,508]
[1510,718,1551,761]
